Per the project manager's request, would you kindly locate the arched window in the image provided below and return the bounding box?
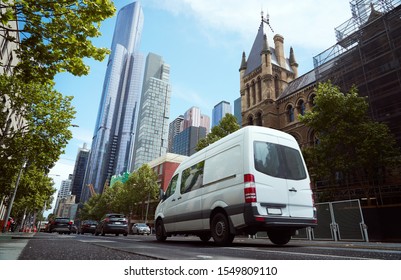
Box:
[246,85,250,108]
[309,94,316,107]
[248,115,254,126]
[251,81,256,105]
[274,75,280,98]
[256,112,262,126]
[257,77,262,102]
[287,105,294,123]
[297,99,306,116]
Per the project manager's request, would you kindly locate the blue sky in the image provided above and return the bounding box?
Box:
[48,0,352,212]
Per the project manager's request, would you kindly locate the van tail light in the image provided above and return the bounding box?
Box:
[244,174,257,203]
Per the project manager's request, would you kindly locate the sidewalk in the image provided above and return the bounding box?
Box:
[0,231,36,260]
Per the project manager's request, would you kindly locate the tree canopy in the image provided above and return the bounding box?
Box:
[0,74,75,199]
[299,81,400,190]
[196,113,240,151]
[78,165,159,223]
[0,0,116,83]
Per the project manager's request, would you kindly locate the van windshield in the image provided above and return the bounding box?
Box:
[253,141,307,180]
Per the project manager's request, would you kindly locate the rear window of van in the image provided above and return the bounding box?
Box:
[253,141,307,180]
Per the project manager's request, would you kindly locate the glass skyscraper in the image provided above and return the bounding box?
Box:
[212,100,232,127]
[83,2,144,198]
[132,53,171,170]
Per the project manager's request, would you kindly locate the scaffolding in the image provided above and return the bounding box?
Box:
[313,0,401,146]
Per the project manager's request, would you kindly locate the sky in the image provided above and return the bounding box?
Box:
[47,0,352,213]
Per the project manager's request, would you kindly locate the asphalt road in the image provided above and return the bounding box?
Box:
[16,232,401,260]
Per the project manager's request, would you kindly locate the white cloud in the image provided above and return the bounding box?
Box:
[147,0,351,51]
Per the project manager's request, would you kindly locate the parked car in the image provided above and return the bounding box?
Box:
[132,223,151,235]
[94,214,128,236]
[47,217,72,234]
[80,220,98,234]
[70,224,78,234]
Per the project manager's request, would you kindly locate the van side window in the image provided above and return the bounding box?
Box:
[254,141,306,180]
[180,161,204,194]
[165,174,178,199]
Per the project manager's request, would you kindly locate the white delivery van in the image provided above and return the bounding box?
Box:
[154,126,316,245]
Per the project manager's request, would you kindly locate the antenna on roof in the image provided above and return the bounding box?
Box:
[261,10,274,33]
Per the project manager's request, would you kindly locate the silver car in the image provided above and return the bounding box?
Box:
[131,223,150,235]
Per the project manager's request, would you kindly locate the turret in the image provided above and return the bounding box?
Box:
[273,34,286,68]
[289,47,298,78]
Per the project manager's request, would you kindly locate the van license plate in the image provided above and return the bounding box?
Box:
[267,208,282,215]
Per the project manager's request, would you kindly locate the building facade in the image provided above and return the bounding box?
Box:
[70,143,90,203]
[212,101,232,128]
[83,2,145,199]
[168,115,184,153]
[172,126,207,156]
[132,53,171,171]
[233,97,242,126]
[240,0,401,204]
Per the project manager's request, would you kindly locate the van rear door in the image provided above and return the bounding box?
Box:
[253,136,313,219]
[277,136,314,218]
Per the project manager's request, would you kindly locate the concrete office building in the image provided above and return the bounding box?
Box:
[133,53,171,170]
[70,143,90,203]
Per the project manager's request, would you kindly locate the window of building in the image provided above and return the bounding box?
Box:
[287,105,294,123]
[298,99,306,116]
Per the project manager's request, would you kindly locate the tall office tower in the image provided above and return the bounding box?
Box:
[212,100,232,127]
[132,53,171,170]
[233,97,242,126]
[83,2,145,198]
[70,143,90,203]
[182,106,210,131]
[54,174,73,214]
[172,126,207,156]
[168,115,184,152]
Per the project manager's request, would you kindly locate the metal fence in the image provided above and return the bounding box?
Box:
[295,199,369,242]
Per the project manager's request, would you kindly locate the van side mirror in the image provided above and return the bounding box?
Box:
[159,188,165,201]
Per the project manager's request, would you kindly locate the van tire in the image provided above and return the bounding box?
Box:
[198,233,211,242]
[211,213,235,246]
[268,231,291,245]
[156,220,167,242]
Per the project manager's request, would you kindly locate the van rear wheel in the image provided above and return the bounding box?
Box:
[211,213,234,246]
[268,231,291,245]
[155,219,167,242]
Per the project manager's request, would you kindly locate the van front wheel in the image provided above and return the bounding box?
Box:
[155,220,167,242]
[211,213,234,246]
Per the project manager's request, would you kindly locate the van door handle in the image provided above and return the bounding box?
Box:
[177,196,182,200]
[289,187,297,192]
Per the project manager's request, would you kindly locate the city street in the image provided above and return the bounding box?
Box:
[13,232,401,260]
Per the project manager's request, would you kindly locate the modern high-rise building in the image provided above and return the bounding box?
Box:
[54,174,73,214]
[168,115,184,153]
[70,143,90,203]
[83,2,145,199]
[172,126,207,156]
[132,53,171,170]
[233,97,242,126]
[212,100,232,127]
[182,106,210,132]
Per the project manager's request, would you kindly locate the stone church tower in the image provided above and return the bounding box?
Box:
[239,15,298,129]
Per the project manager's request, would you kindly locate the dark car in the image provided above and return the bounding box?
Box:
[94,214,128,236]
[80,220,98,234]
[47,217,72,234]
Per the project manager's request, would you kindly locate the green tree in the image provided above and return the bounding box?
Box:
[0,74,76,198]
[196,113,240,151]
[125,164,158,221]
[299,81,400,201]
[0,0,115,83]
